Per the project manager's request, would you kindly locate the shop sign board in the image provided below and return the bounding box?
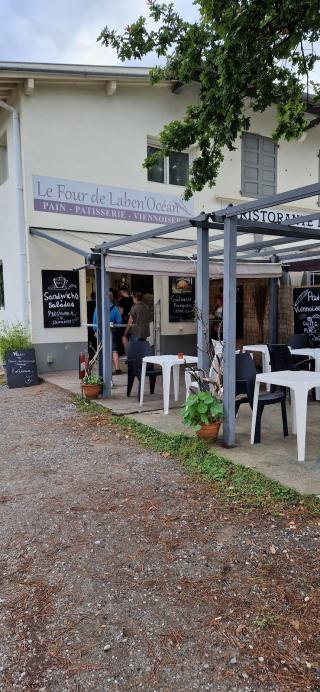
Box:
[6,349,38,388]
[33,175,193,225]
[169,276,195,322]
[293,287,320,345]
[219,198,320,228]
[42,270,81,328]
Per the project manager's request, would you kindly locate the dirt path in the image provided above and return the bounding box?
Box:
[0,383,319,692]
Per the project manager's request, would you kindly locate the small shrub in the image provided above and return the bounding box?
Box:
[82,373,103,385]
[0,322,32,363]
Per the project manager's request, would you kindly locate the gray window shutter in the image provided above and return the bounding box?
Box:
[241,132,277,198]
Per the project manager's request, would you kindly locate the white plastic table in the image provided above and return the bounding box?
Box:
[290,347,320,400]
[251,370,320,461]
[139,355,198,415]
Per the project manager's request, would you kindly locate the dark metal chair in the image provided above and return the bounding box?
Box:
[287,334,309,349]
[126,340,162,398]
[235,352,288,444]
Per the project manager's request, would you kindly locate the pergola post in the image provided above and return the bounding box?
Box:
[196,221,209,374]
[95,257,103,380]
[268,255,279,344]
[223,216,237,447]
[101,252,111,397]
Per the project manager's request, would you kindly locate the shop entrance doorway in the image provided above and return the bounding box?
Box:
[85,269,155,361]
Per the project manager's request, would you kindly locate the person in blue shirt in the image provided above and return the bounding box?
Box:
[92,291,123,374]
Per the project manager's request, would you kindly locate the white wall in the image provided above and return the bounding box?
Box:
[20,81,200,344]
[199,104,320,213]
[0,105,27,326]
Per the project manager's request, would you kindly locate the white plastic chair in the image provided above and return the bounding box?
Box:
[185,363,218,399]
[211,339,223,357]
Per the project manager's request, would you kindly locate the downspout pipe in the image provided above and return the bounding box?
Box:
[0,100,28,326]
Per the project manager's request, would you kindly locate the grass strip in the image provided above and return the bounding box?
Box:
[72,396,320,516]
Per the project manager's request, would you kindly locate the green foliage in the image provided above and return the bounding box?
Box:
[255,613,279,630]
[98,1,320,199]
[0,322,32,363]
[182,390,223,429]
[72,396,320,516]
[82,373,103,385]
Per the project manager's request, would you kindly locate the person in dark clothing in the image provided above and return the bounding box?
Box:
[118,285,134,353]
[118,285,134,324]
[92,293,123,373]
[125,292,150,343]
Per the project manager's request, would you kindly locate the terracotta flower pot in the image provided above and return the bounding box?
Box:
[82,383,102,399]
[196,420,222,441]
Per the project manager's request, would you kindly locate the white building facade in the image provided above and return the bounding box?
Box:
[0,62,319,371]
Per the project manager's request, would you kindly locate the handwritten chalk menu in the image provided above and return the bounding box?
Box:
[169,276,195,322]
[42,270,81,328]
[6,349,38,388]
[293,287,320,346]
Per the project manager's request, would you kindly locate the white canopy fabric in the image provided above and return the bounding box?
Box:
[105,253,282,278]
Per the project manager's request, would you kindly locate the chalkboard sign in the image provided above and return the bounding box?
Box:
[6,348,38,389]
[42,270,81,328]
[169,276,195,322]
[293,287,320,346]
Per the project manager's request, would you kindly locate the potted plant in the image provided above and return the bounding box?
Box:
[182,389,223,441]
[82,372,103,399]
[81,343,103,399]
[182,305,224,440]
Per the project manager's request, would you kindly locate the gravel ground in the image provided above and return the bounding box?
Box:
[0,383,319,692]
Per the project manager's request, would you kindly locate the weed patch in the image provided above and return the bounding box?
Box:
[72,396,320,516]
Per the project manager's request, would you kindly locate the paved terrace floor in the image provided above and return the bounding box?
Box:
[42,369,320,497]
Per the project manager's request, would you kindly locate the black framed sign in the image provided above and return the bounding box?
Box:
[6,348,38,388]
[42,270,81,328]
[169,276,195,322]
[293,287,320,346]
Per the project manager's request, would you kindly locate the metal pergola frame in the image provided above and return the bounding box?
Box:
[30,181,320,449]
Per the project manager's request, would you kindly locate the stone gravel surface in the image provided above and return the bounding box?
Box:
[0,383,319,692]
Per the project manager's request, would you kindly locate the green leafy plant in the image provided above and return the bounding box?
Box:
[82,372,103,385]
[0,322,32,363]
[182,390,223,431]
[254,614,279,630]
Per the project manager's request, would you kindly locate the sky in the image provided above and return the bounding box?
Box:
[0,0,198,66]
[0,1,319,86]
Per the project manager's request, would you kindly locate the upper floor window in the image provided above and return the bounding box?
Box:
[147,144,189,186]
[241,132,277,198]
[0,132,8,185]
[0,261,4,308]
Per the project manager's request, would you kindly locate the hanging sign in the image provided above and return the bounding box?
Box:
[169,276,195,322]
[293,287,320,345]
[6,349,38,388]
[42,270,81,328]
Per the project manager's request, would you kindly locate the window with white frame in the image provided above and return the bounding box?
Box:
[0,261,4,308]
[147,143,189,186]
[0,132,8,185]
[241,132,277,198]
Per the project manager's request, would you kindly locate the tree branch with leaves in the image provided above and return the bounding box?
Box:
[98,0,320,199]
